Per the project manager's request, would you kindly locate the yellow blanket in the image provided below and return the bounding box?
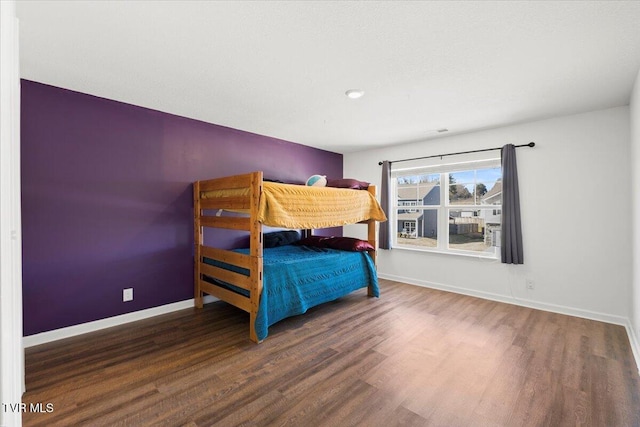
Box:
[202,182,387,229]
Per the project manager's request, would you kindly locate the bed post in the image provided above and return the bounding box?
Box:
[367,185,378,297]
[249,171,264,343]
[193,181,204,309]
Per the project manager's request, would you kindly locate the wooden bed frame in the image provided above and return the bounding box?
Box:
[193,171,378,342]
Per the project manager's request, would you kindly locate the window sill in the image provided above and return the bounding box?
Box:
[391,243,500,261]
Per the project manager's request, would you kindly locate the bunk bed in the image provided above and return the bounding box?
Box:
[193,171,387,342]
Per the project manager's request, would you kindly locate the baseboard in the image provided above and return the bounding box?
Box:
[23,295,218,348]
[379,273,640,373]
[24,279,640,375]
[378,273,629,327]
[29,276,538,348]
[624,322,640,374]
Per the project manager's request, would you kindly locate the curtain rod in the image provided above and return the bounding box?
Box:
[377,142,535,166]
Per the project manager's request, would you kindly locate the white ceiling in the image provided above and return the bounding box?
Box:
[16,1,640,153]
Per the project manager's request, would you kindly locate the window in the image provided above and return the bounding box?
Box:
[392,160,502,257]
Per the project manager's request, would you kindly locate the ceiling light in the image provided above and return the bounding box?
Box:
[345,89,364,99]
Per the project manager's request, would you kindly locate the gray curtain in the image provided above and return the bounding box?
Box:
[501,144,524,264]
[379,160,392,249]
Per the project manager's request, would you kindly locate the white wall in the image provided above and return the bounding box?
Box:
[631,67,640,358]
[345,107,631,324]
[0,0,24,426]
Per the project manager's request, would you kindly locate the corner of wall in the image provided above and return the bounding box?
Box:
[630,65,640,373]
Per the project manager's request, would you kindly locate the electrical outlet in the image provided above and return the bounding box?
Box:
[526,279,535,290]
[123,288,133,302]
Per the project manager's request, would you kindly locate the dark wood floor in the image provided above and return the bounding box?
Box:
[23,279,640,426]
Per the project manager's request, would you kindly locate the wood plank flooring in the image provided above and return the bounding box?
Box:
[23,279,640,426]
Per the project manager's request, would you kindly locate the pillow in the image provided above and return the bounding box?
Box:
[263,231,300,248]
[293,235,329,248]
[325,178,370,190]
[294,236,374,252]
[306,175,327,187]
[322,237,375,252]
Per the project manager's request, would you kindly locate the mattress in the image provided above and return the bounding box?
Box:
[201,182,387,229]
[204,244,379,340]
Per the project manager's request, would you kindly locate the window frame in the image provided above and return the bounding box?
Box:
[391,159,502,258]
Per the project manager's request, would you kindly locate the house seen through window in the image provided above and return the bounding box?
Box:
[393,160,502,257]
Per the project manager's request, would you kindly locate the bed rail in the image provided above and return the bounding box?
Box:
[194,171,263,342]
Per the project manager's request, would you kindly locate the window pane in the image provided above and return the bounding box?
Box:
[448,208,501,253]
[478,177,502,205]
[450,168,503,206]
[397,174,440,207]
[396,209,438,249]
[449,171,475,205]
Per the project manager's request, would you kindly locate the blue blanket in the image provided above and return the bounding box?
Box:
[204,245,379,341]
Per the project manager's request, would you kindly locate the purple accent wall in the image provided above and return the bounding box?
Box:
[21,80,342,336]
